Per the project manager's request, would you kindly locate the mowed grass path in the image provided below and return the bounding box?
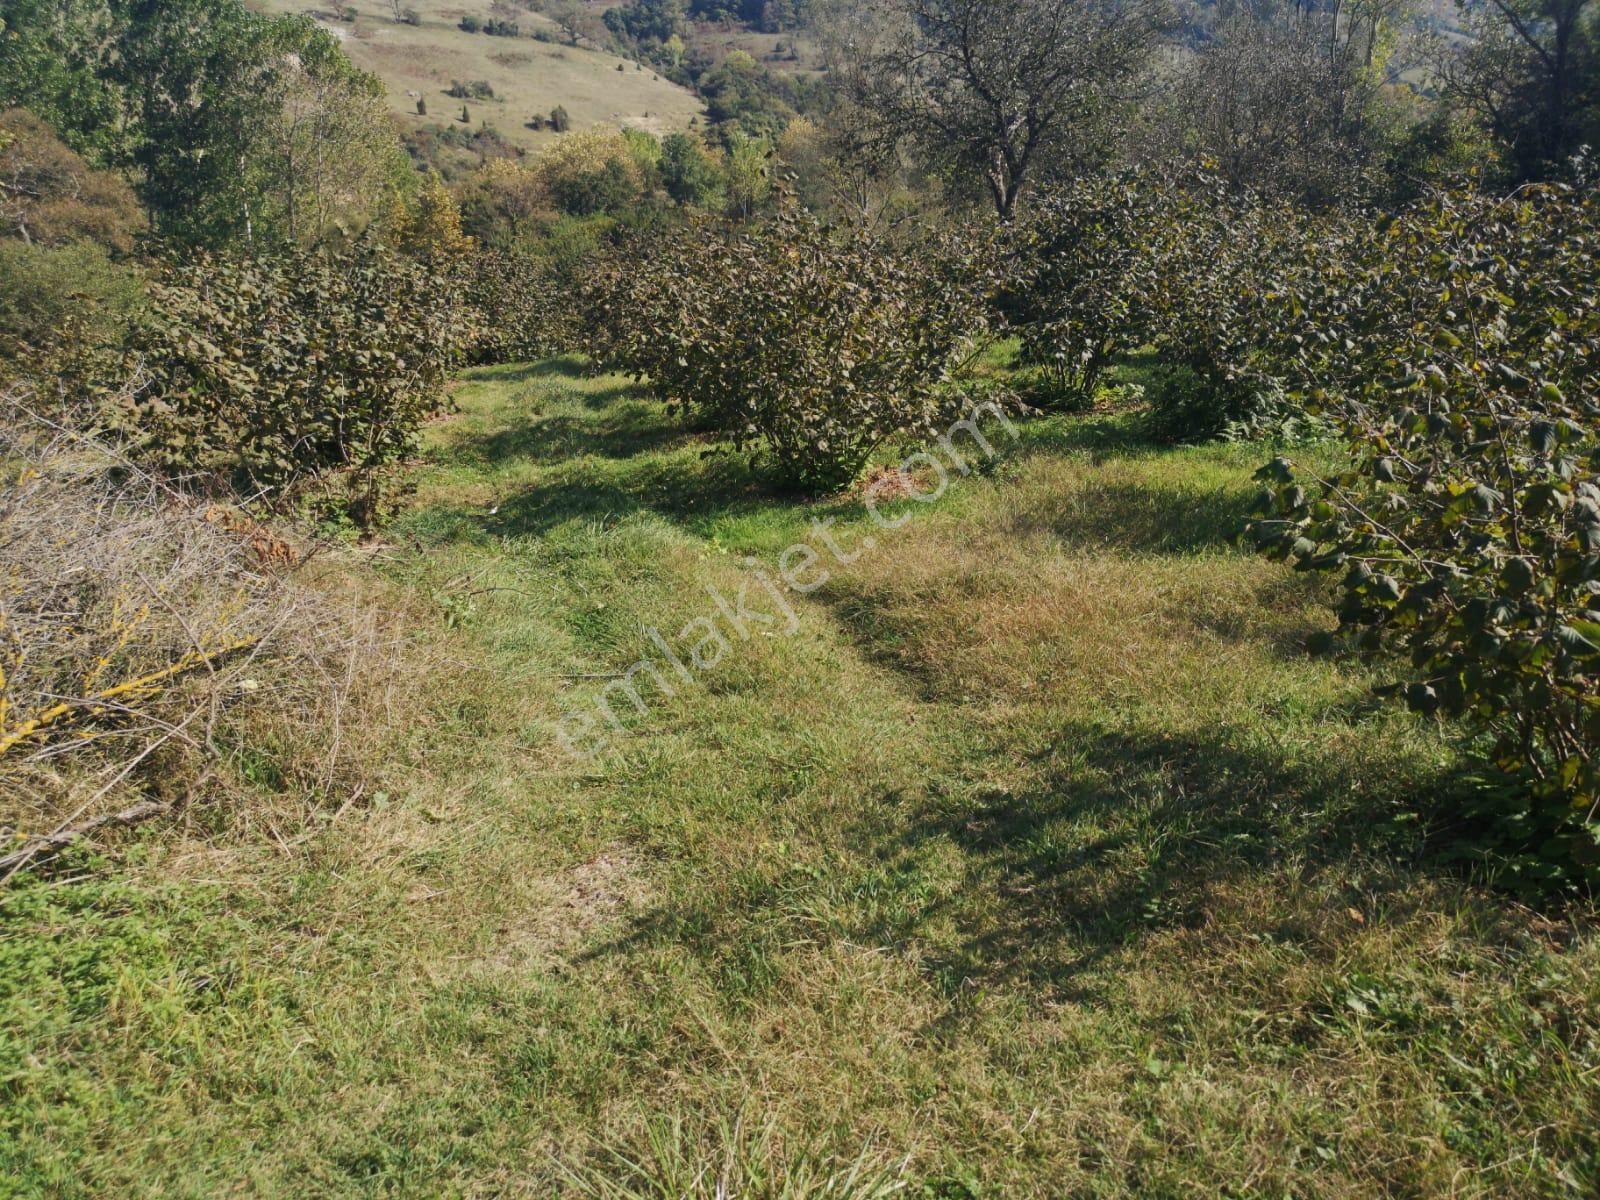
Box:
[4,359,1597,1197]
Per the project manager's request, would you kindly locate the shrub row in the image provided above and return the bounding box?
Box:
[115,234,474,525]
[585,211,998,491]
[1007,168,1310,438]
[1249,182,1600,890]
[1006,167,1600,887]
[483,163,1599,886]
[463,248,576,365]
[1004,174,1160,409]
[460,16,519,36]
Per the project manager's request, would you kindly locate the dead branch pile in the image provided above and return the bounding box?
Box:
[0,389,412,876]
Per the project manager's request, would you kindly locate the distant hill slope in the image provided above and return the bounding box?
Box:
[246,2,706,153]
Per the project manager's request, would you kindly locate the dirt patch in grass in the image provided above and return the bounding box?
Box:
[857,464,917,502]
[483,844,648,970]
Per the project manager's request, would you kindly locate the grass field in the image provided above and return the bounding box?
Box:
[3,360,1598,1196]
[245,1,706,153]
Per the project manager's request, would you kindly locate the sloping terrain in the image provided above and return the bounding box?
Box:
[4,359,1596,1196]
[246,1,706,151]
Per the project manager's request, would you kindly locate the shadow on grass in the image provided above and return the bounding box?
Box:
[581,719,1434,1011]
[410,439,800,541]
[479,443,798,538]
[419,358,807,537]
[1016,478,1258,555]
[460,355,596,385]
[1011,412,1157,462]
[461,413,693,468]
[849,724,1419,1006]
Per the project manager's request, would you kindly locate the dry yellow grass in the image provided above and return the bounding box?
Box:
[0,400,441,871]
[246,1,706,152]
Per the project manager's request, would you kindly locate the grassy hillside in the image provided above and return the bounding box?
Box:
[685,15,824,79]
[245,1,706,152]
[564,0,825,75]
[4,359,1596,1196]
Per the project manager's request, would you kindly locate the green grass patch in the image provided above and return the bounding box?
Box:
[3,358,1596,1198]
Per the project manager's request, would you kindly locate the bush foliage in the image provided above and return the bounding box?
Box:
[465,248,575,364]
[0,241,145,376]
[0,108,146,252]
[1006,174,1160,408]
[118,235,473,522]
[1135,175,1310,441]
[1006,167,1309,438]
[997,165,1600,885]
[1250,182,1600,889]
[588,210,997,490]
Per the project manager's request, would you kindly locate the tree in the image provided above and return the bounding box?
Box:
[526,128,646,215]
[0,0,131,166]
[1005,171,1162,407]
[546,1,606,46]
[660,132,725,206]
[125,233,475,521]
[110,0,305,245]
[698,49,793,138]
[603,0,686,44]
[1438,0,1599,179]
[456,158,555,245]
[267,37,407,244]
[1160,1,1409,206]
[724,131,772,217]
[835,0,1168,220]
[0,0,407,247]
[772,106,930,226]
[0,104,145,373]
[761,0,802,31]
[386,172,475,266]
[585,210,998,490]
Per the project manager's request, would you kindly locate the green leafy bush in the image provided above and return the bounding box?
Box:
[1011,167,1313,438]
[118,234,473,523]
[1138,174,1311,441]
[1141,363,1289,443]
[587,211,997,490]
[0,241,145,377]
[465,248,575,364]
[1250,182,1600,890]
[449,79,495,100]
[1006,174,1160,409]
[660,132,725,209]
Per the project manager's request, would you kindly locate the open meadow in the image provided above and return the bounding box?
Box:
[5,360,1596,1197]
[244,1,706,150]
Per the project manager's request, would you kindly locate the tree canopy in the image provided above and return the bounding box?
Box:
[0,0,403,246]
[833,0,1168,219]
